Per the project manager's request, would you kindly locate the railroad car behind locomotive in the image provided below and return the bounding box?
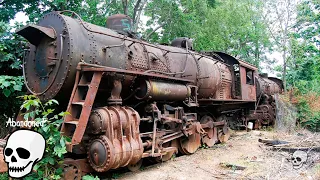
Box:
[10,11,283,178]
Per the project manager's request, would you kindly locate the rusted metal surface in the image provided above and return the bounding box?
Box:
[127,159,143,171]
[61,71,103,151]
[256,75,283,97]
[171,37,193,50]
[63,158,92,180]
[107,79,123,105]
[240,66,257,101]
[155,139,178,162]
[135,80,191,100]
[13,11,286,177]
[246,74,283,127]
[106,14,133,32]
[200,116,218,147]
[238,59,258,71]
[179,132,201,155]
[87,106,143,172]
[16,25,56,46]
[0,147,8,173]
[17,11,243,103]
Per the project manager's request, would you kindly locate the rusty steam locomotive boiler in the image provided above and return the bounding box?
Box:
[14,11,283,178]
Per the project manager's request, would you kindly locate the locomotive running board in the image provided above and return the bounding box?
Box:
[61,70,103,152]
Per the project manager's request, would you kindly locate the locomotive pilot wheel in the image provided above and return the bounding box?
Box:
[127,159,143,172]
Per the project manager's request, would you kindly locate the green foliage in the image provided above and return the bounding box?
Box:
[295,94,320,131]
[82,175,101,180]
[0,76,23,97]
[18,95,69,180]
[144,0,208,44]
[285,0,320,131]
[0,75,24,137]
[0,0,27,22]
[0,20,26,137]
[144,0,270,69]
[195,0,270,68]
[112,173,121,179]
[287,0,320,88]
[1,0,133,27]
[0,173,8,180]
[0,21,25,74]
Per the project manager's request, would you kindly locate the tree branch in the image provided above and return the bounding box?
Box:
[45,1,59,11]
[0,0,7,6]
[133,0,142,23]
[133,0,147,31]
[145,22,166,39]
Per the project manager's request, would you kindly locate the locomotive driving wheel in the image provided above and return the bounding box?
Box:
[63,158,83,180]
[178,132,201,155]
[218,126,231,143]
[154,139,179,162]
[200,115,218,147]
[216,115,231,143]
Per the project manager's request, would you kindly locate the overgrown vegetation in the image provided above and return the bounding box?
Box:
[0,20,26,137]
[293,92,320,131]
[0,76,24,137]
[285,0,320,131]
[18,95,69,180]
[0,173,8,180]
[82,175,101,180]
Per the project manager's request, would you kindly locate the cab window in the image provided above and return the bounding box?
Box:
[246,69,254,85]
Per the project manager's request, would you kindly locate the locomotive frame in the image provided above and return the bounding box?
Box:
[7,11,283,178]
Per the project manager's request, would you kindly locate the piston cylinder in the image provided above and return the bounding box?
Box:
[87,106,143,172]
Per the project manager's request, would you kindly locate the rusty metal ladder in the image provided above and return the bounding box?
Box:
[61,70,103,151]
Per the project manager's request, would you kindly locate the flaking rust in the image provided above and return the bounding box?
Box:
[10,10,284,178]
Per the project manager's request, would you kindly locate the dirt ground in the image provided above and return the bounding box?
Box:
[113,130,320,180]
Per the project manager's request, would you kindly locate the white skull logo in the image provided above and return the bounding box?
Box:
[3,129,45,178]
[291,150,308,169]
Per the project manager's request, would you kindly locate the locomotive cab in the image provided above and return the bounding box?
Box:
[238,60,257,101]
[211,52,257,102]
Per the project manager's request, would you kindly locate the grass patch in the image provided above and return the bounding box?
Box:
[0,173,8,180]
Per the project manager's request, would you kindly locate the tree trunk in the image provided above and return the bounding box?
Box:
[282,49,287,92]
[133,0,142,24]
[145,22,167,39]
[132,0,147,32]
[122,0,128,15]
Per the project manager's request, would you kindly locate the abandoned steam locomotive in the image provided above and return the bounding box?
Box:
[14,11,283,177]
